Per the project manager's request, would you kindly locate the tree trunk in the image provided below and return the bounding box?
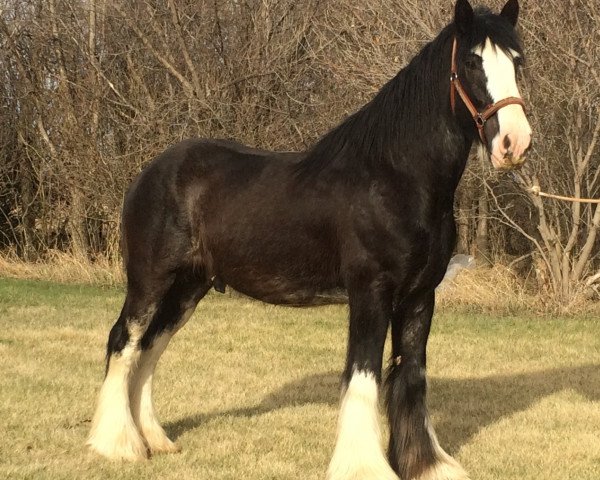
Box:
[475,189,489,265]
[67,187,89,258]
[456,184,472,254]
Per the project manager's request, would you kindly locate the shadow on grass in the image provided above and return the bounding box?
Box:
[166,364,600,452]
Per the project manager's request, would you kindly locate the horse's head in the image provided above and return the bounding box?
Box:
[452,0,531,170]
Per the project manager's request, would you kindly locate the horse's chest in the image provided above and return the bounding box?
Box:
[347,206,455,288]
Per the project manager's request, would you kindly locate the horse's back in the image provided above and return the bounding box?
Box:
[123,138,303,235]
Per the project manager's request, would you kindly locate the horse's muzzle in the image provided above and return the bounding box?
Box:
[490,129,532,171]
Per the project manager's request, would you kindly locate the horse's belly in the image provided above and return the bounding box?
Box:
[234,282,347,306]
[209,235,342,306]
[217,262,344,306]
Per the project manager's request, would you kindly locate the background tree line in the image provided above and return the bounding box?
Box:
[0,0,598,304]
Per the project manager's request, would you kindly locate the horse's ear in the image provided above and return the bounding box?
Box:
[500,0,519,26]
[454,0,474,35]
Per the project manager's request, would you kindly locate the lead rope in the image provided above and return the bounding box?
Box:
[512,170,600,204]
[528,186,600,204]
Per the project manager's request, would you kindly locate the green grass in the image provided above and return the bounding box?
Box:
[1,277,599,480]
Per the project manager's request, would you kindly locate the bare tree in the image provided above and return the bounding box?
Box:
[0,0,598,307]
[479,0,600,302]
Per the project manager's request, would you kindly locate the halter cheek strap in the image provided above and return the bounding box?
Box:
[450,37,526,144]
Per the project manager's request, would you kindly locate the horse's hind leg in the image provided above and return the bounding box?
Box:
[87,265,209,461]
[129,268,211,455]
[87,273,174,461]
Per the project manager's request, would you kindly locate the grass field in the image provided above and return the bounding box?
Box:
[1,277,599,480]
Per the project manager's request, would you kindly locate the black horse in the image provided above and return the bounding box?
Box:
[88,1,532,479]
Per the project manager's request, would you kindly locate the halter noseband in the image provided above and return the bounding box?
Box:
[450,37,526,144]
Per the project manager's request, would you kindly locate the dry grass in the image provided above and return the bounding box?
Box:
[0,250,124,286]
[437,265,600,316]
[437,265,542,314]
[1,277,599,480]
[2,254,600,316]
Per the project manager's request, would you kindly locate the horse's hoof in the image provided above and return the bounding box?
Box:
[148,437,181,455]
[86,434,149,461]
[327,464,400,480]
[411,460,471,480]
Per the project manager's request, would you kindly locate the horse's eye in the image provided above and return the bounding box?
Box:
[465,54,482,71]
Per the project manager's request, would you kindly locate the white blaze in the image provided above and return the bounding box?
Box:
[476,38,532,168]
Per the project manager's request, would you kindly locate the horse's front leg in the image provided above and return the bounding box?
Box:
[386,291,470,480]
[327,274,399,480]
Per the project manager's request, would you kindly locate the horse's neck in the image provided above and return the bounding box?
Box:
[299,33,473,186]
[385,114,473,197]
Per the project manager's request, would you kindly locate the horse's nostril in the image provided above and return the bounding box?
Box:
[503,134,511,150]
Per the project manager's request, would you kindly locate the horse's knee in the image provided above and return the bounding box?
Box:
[385,358,427,408]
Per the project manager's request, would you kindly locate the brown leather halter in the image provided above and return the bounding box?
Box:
[450,37,526,144]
